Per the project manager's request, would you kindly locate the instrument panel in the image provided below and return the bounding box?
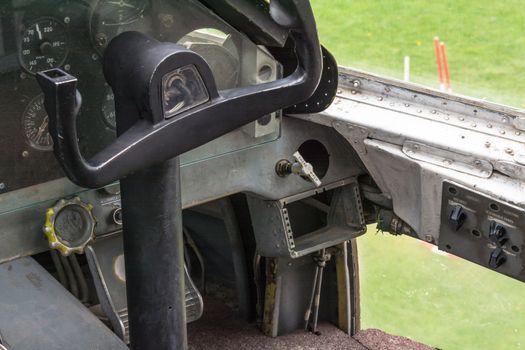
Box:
[0,0,281,195]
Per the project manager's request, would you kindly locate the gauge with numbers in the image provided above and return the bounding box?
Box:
[19,17,69,74]
[22,94,53,151]
[92,0,147,26]
[101,86,116,130]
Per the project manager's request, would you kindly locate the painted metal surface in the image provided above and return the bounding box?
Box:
[298,67,525,249]
[0,117,360,264]
[0,257,127,350]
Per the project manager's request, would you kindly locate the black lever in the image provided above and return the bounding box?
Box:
[36,1,323,350]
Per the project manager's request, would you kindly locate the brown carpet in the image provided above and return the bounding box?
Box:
[187,298,434,350]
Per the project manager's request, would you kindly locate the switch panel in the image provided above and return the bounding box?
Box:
[439,181,525,282]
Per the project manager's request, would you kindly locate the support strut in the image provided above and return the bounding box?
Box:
[120,157,187,350]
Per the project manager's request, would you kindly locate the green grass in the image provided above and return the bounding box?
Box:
[310,2,525,348]
[311,0,525,108]
[358,230,525,349]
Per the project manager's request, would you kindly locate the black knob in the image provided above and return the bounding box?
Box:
[449,205,467,231]
[489,248,506,269]
[489,221,506,246]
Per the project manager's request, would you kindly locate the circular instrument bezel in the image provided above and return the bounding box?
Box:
[18,16,69,74]
[21,94,53,151]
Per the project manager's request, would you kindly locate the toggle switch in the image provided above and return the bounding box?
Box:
[489,221,507,246]
[275,151,322,187]
[489,247,506,269]
[449,205,467,231]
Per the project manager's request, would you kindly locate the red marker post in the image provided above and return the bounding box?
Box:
[433,36,445,91]
[440,41,452,92]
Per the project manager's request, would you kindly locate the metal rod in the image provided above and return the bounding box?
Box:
[183,227,206,293]
[69,254,89,304]
[50,250,67,287]
[60,254,79,298]
[120,157,187,350]
[312,260,325,333]
[304,265,319,330]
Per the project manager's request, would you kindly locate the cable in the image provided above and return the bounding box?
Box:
[69,254,89,304]
[50,250,67,287]
[60,254,79,299]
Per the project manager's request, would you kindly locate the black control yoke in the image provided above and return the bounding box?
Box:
[36,0,322,189]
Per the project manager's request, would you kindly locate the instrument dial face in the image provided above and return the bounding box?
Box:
[22,94,53,151]
[19,17,69,74]
[93,0,147,26]
[101,87,116,129]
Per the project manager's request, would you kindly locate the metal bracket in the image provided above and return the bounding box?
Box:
[332,121,369,156]
[402,140,493,178]
[247,180,366,258]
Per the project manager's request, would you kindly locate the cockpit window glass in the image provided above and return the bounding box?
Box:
[312,0,525,109]
[311,2,525,349]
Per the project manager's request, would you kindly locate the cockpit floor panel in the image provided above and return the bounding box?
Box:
[187,297,434,350]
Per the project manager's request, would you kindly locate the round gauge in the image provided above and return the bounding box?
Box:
[92,0,147,26]
[22,94,53,151]
[19,17,69,74]
[101,87,116,129]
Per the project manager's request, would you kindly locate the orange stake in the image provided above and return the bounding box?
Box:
[440,41,452,91]
[433,37,444,90]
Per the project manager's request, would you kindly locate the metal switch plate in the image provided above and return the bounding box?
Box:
[439,181,525,281]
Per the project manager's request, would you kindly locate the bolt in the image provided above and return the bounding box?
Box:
[91,53,98,61]
[505,148,513,154]
[95,32,108,48]
[417,109,422,113]
[487,124,493,129]
[377,96,383,101]
[64,64,71,71]
[64,16,70,24]
[459,117,465,121]
[431,110,437,114]
[22,151,29,157]
[160,14,174,28]
[0,183,5,190]
[337,89,343,94]
[425,235,433,243]
[474,160,482,166]
[20,72,27,79]
[484,141,491,148]
[502,117,509,123]
[352,80,361,88]
[500,130,506,135]
[471,123,477,127]
[404,103,410,107]
[516,131,521,136]
[351,90,357,94]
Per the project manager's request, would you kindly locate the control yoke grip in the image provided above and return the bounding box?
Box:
[37,0,323,188]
